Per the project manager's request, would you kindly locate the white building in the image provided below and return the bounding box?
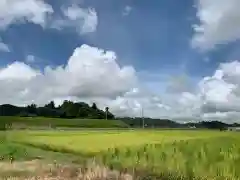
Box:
[228,127,240,131]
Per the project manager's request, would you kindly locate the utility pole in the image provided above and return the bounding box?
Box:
[105,107,109,120]
[142,107,144,129]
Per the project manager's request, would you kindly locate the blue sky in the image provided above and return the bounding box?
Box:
[1,0,240,122]
[0,0,236,81]
[0,0,207,74]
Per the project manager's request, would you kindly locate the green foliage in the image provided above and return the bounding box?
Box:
[36,107,63,117]
[0,121,6,131]
[44,101,55,109]
[96,136,240,179]
[0,116,129,129]
[0,102,239,130]
[0,100,115,120]
[0,118,9,131]
[91,103,97,110]
[0,136,84,163]
[8,130,240,180]
[120,117,239,129]
[26,104,37,114]
[0,104,23,116]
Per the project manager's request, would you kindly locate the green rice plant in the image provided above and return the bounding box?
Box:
[93,136,240,179]
[5,129,240,179]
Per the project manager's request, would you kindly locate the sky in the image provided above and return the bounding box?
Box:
[1,0,240,123]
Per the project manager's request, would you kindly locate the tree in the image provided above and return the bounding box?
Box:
[105,107,109,120]
[0,100,116,120]
[27,104,37,114]
[44,101,55,109]
[0,104,23,116]
[91,103,97,110]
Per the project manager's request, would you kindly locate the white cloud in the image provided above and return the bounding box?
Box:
[122,6,132,16]
[0,1,97,35]
[111,60,240,123]
[0,0,53,29]
[0,44,136,106]
[52,4,98,34]
[0,42,10,52]
[0,61,39,80]
[2,44,240,123]
[195,61,240,122]
[192,0,240,50]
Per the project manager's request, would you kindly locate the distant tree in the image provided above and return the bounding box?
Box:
[27,104,37,114]
[105,107,109,120]
[44,101,55,109]
[78,106,89,118]
[0,104,23,116]
[91,103,98,110]
[36,107,64,118]
[0,100,116,120]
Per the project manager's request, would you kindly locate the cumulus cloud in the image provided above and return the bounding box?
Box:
[0,1,97,35]
[51,4,98,34]
[110,60,240,123]
[0,0,53,29]
[192,0,240,50]
[0,44,136,106]
[199,61,240,113]
[2,44,240,123]
[0,61,39,80]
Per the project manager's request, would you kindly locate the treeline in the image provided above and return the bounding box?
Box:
[119,117,240,130]
[0,101,239,130]
[0,101,114,119]
[0,117,129,130]
[119,117,181,128]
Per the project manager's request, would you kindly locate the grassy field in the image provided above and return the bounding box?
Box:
[0,116,129,129]
[1,130,240,179]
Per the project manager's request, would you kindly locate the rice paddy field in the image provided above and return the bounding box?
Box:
[1,130,240,179]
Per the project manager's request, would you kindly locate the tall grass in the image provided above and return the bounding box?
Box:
[0,116,129,129]
[5,130,240,179]
[95,137,240,179]
[10,130,229,153]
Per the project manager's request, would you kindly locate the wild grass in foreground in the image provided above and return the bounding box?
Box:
[95,136,240,179]
[3,130,240,179]
[0,160,133,180]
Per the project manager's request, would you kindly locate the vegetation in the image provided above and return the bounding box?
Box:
[10,130,225,154]
[0,101,114,119]
[120,117,240,129]
[0,116,129,129]
[3,130,240,179]
[1,102,240,179]
[99,136,240,179]
[0,119,6,130]
[1,101,240,131]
